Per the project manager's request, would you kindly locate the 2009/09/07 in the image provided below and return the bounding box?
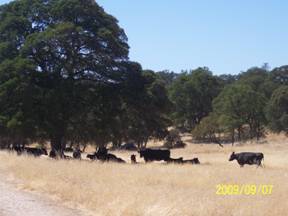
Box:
[216,184,273,195]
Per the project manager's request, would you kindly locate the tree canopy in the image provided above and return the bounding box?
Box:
[0,0,171,151]
[266,86,288,134]
[169,67,222,129]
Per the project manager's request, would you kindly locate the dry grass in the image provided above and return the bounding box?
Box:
[0,134,288,216]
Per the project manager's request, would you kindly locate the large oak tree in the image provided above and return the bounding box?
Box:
[0,0,171,151]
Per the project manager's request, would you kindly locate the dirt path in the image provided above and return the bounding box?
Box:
[0,174,87,216]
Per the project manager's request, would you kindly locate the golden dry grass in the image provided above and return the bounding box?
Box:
[0,134,288,216]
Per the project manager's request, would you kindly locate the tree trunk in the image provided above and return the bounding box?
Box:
[231,129,235,146]
[50,135,63,156]
[143,139,148,148]
[248,123,254,140]
[69,141,74,148]
[237,127,241,141]
[256,122,261,141]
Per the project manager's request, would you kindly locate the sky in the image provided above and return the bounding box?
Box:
[1,0,288,74]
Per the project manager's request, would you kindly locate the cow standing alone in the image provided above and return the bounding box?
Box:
[229,152,264,167]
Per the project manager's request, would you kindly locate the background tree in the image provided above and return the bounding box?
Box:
[121,70,172,148]
[270,65,288,85]
[237,67,277,98]
[156,70,179,88]
[266,86,288,134]
[169,67,222,129]
[192,114,223,146]
[213,84,267,141]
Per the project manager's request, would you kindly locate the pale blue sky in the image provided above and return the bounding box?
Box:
[1,0,288,74]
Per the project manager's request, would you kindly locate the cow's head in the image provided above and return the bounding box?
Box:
[193,158,200,164]
[131,154,136,162]
[229,152,236,161]
[42,148,48,155]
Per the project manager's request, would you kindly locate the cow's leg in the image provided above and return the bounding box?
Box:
[258,161,264,168]
[255,161,262,168]
[261,159,264,168]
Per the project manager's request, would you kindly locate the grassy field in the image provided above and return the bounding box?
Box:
[0,133,287,216]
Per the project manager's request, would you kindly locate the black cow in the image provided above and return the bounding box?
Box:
[63,154,73,160]
[87,153,97,160]
[229,152,264,167]
[49,149,57,159]
[139,148,170,162]
[64,147,74,152]
[24,147,48,157]
[167,157,183,164]
[12,146,24,155]
[97,147,108,156]
[131,154,137,164]
[183,158,200,164]
[106,153,126,163]
[73,149,82,160]
[86,148,126,163]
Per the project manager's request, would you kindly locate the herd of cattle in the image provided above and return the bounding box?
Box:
[8,145,264,167]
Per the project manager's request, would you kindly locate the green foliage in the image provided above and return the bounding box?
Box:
[120,70,172,148]
[163,129,186,149]
[156,70,179,87]
[0,0,171,150]
[213,84,267,140]
[270,65,288,85]
[192,114,222,143]
[238,67,278,98]
[266,86,288,133]
[169,67,222,129]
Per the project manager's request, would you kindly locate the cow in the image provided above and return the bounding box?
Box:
[106,153,126,163]
[24,147,48,157]
[166,157,183,164]
[183,158,200,164]
[73,149,82,160]
[87,153,97,160]
[97,147,108,156]
[229,152,264,167]
[64,147,74,152]
[86,148,125,163]
[12,146,24,155]
[139,148,170,162]
[49,149,57,159]
[63,154,73,160]
[131,154,137,164]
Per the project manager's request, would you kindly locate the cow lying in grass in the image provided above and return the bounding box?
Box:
[166,157,183,164]
[183,158,200,164]
[229,152,264,167]
[86,147,125,163]
[11,146,48,157]
[167,157,200,164]
[24,147,48,157]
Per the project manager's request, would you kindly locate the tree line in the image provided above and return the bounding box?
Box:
[0,0,287,153]
[164,66,288,144]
